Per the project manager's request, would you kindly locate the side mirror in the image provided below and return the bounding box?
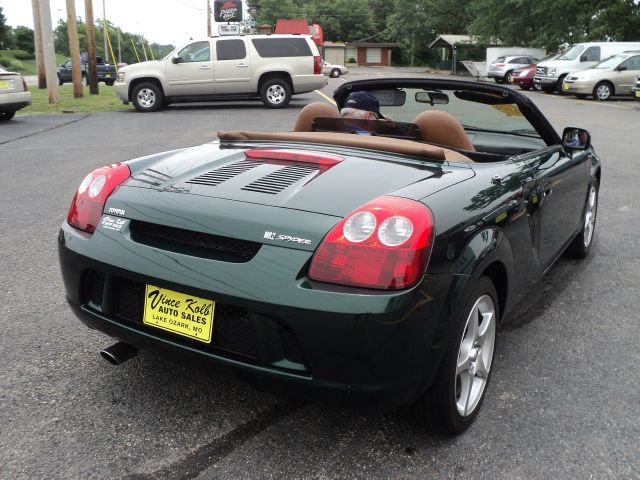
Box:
[562,127,591,150]
[171,55,182,64]
[616,65,627,71]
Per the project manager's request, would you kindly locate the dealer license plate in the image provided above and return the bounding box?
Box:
[0,80,9,90]
[105,74,111,77]
[562,83,569,91]
[635,90,640,98]
[143,285,214,343]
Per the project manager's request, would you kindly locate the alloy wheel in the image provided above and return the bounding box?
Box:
[455,294,496,417]
[583,184,598,248]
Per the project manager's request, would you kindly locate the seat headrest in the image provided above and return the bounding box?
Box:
[293,102,340,132]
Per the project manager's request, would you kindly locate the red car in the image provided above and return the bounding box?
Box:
[511,65,537,90]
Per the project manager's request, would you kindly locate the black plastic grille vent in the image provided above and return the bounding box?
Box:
[133,168,172,187]
[187,160,263,187]
[130,221,261,262]
[241,164,318,194]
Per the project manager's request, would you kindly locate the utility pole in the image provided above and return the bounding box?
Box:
[84,0,99,94]
[30,0,46,89]
[207,0,211,37]
[38,0,60,103]
[66,0,83,98]
[103,0,109,63]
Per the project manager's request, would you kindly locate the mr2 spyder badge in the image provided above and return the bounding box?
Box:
[264,231,312,245]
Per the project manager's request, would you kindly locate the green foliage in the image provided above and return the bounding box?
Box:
[13,50,34,60]
[52,18,174,65]
[0,7,14,49]
[14,26,34,53]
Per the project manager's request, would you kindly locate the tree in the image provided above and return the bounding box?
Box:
[14,26,35,53]
[0,7,14,49]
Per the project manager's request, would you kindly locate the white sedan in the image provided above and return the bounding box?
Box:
[322,60,349,78]
[0,64,32,121]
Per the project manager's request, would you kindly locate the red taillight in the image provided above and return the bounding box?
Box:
[67,163,131,233]
[496,63,505,67]
[22,78,28,91]
[309,196,434,290]
[245,149,342,166]
[313,55,322,75]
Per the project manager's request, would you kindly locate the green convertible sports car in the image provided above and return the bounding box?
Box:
[58,78,601,435]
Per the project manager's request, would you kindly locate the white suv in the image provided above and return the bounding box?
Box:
[114,34,327,111]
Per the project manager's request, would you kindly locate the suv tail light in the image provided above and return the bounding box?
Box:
[67,163,131,233]
[309,196,434,290]
[313,55,321,75]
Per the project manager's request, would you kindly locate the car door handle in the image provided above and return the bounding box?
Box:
[236,64,249,68]
[199,65,212,70]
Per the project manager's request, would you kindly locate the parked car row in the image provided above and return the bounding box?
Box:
[493,43,640,102]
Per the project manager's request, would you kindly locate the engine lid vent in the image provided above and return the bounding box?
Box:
[241,164,318,195]
[187,160,264,187]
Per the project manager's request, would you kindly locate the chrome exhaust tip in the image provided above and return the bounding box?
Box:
[100,342,138,366]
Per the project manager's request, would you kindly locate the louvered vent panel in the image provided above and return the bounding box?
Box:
[187,160,264,186]
[242,164,318,194]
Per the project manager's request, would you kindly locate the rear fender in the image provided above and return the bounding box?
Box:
[446,228,514,322]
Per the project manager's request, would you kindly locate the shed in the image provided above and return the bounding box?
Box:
[323,42,347,65]
[429,35,480,73]
[346,42,397,67]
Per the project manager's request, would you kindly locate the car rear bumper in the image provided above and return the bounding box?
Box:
[0,91,32,112]
[562,80,593,95]
[292,74,327,94]
[58,221,459,410]
[631,87,640,99]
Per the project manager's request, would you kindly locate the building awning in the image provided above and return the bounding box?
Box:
[347,43,398,48]
[429,35,476,49]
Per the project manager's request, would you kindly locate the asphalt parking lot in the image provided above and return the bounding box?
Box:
[1,70,639,479]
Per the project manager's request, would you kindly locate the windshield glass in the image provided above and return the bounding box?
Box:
[594,54,625,69]
[365,87,541,138]
[558,45,584,60]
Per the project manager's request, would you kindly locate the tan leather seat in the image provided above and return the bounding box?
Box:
[413,110,475,151]
[293,102,340,132]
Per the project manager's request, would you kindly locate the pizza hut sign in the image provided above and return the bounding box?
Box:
[214,0,243,22]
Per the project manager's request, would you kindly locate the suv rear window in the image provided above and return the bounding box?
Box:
[251,38,312,57]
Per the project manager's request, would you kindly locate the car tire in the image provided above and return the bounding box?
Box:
[330,68,341,78]
[565,179,598,259]
[505,70,514,84]
[58,75,63,86]
[0,111,16,121]
[556,75,568,95]
[260,78,292,108]
[594,82,613,101]
[408,276,498,436]
[132,82,164,112]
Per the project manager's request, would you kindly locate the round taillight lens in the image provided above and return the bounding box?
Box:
[78,173,93,194]
[89,175,106,198]
[344,211,376,243]
[378,216,413,246]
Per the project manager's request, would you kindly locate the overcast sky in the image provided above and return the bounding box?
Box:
[2,0,228,47]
